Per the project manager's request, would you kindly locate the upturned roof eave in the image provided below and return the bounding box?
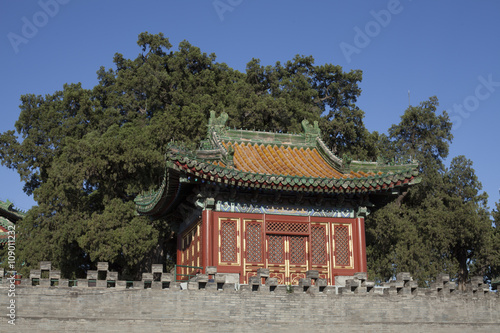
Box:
[134,169,188,218]
[171,157,420,194]
[134,157,420,216]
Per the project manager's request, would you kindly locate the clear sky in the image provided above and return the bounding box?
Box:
[1,0,499,212]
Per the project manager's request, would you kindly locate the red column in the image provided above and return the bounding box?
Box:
[356,217,367,273]
[176,230,182,280]
[202,209,212,272]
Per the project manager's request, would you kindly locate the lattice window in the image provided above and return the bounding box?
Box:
[289,236,306,265]
[268,235,284,263]
[246,222,262,263]
[334,225,351,267]
[311,225,327,265]
[220,220,237,262]
[267,222,308,234]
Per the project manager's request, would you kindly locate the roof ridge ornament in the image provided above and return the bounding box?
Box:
[208,110,229,128]
[225,144,235,167]
[207,111,229,147]
[301,119,321,145]
[301,119,320,134]
[342,153,352,167]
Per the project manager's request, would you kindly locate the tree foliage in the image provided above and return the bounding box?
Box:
[367,99,497,289]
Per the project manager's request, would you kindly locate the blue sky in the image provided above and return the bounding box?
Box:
[1,0,499,212]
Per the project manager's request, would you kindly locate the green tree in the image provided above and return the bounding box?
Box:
[367,97,454,284]
[385,97,452,169]
[440,156,493,290]
[367,99,496,289]
[489,202,500,283]
[379,96,453,202]
[493,202,500,224]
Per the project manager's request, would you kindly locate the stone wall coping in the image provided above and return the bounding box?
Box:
[11,263,497,300]
[1,281,497,300]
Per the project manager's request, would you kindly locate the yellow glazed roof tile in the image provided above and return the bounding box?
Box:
[225,141,350,179]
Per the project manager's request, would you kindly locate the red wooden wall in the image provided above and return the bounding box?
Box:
[177,210,367,284]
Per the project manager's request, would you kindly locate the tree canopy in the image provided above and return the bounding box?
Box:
[366,99,498,289]
[0,32,497,286]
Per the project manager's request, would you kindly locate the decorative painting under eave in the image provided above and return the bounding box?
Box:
[135,111,420,215]
[215,201,355,218]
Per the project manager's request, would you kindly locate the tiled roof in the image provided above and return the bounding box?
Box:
[135,112,419,216]
[227,142,347,178]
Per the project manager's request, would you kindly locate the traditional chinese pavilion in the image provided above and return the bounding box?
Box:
[135,112,419,285]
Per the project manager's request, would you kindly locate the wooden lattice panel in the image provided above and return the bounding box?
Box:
[267,222,308,234]
[268,235,285,264]
[289,236,306,265]
[333,224,352,268]
[311,225,327,265]
[220,219,237,263]
[245,222,262,263]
